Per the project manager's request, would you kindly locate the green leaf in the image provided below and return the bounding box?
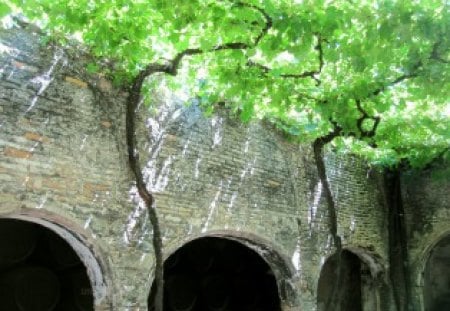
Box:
[86,63,99,74]
[0,3,11,18]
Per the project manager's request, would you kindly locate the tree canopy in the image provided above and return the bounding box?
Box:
[2,0,449,168]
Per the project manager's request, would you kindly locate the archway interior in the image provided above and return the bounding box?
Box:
[317,250,375,311]
[424,234,450,311]
[0,218,94,311]
[149,237,282,311]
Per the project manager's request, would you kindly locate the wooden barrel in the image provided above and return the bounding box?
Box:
[57,267,94,311]
[201,275,231,311]
[46,231,81,269]
[0,219,38,269]
[0,266,60,311]
[166,274,197,311]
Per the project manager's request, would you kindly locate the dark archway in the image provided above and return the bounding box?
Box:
[149,237,282,311]
[317,250,377,311]
[424,234,450,311]
[0,218,94,311]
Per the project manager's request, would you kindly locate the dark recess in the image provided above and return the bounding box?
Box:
[317,250,363,311]
[148,237,282,311]
[0,218,94,311]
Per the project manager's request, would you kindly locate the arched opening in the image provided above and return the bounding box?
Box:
[149,237,282,311]
[424,234,450,311]
[317,250,377,311]
[0,218,94,311]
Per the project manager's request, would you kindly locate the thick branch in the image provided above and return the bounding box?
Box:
[312,143,341,247]
[234,1,273,45]
[353,57,425,141]
[372,71,418,97]
[164,0,273,76]
[126,71,165,310]
[312,123,343,311]
[369,42,448,98]
[355,99,380,140]
[353,41,445,141]
[168,42,250,76]
[430,40,450,64]
[125,7,276,309]
[312,120,342,246]
[245,34,324,85]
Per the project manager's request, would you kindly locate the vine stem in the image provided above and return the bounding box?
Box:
[123,5,274,310]
[126,71,165,311]
[312,130,342,311]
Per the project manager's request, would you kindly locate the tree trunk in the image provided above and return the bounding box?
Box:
[126,73,164,311]
[312,140,343,311]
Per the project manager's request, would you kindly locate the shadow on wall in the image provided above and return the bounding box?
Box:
[148,237,283,311]
[0,218,94,311]
[424,233,450,311]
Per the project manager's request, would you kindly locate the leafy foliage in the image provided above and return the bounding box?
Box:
[5,0,449,168]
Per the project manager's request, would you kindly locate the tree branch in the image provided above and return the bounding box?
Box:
[312,120,343,311]
[234,1,273,46]
[354,55,426,141]
[354,40,446,141]
[126,69,165,311]
[245,33,324,85]
[125,6,276,309]
[355,99,380,140]
[430,40,450,64]
[369,41,449,98]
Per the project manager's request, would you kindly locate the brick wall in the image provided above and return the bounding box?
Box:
[402,165,450,310]
[0,25,434,310]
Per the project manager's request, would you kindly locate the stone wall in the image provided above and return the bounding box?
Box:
[402,165,450,310]
[2,25,445,311]
[0,26,133,309]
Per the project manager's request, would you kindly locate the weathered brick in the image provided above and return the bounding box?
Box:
[100,120,112,128]
[24,131,49,143]
[65,76,88,88]
[82,182,111,198]
[4,146,33,159]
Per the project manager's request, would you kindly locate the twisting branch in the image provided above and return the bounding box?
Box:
[355,99,380,140]
[316,33,325,75]
[160,2,273,76]
[369,40,449,98]
[245,33,324,85]
[371,69,419,97]
[430,40,449,64]
[126,4,274,311]
[168,42,250,76]
[353,56,426,141]
[312,120,343,311]
[356,39,448,141]
[126,65,166,311]
[234,1,273,45]
[313,119,342,247]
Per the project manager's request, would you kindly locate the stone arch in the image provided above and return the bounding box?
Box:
[422,231,450,311]
[149,230,299,310]
[0,211,115,310]
[317,247,385,311]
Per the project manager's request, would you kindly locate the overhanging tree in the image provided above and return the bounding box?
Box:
[2,1,449,310]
